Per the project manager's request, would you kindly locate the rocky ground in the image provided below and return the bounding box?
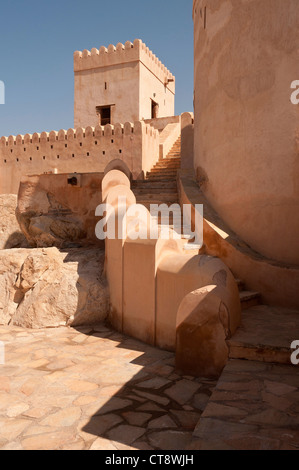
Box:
[0,247,109,328]
[0,194,109,329]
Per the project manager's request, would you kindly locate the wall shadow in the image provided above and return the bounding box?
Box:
[72,325,216,450]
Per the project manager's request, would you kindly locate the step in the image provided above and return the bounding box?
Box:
[154,161,181,166]
[139,201,179,210]
[227,305,299,364]
[132,181,177,189]
[153,165,181,170]
[239,291,261,310]
[146,174,178,179]
[189,358,299,450]
[146,177,177,182]
[147,168,177,175]
[133,188,178,195]
[136,195,179,204]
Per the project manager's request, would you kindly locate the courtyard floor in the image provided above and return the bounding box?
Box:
[0,324,216,450]
[0,323,299,450]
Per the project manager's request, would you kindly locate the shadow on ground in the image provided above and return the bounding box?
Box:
[74,325,216,450]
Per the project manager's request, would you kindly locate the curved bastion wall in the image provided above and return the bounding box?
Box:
[0,121,159,194]
[193,0,299,265]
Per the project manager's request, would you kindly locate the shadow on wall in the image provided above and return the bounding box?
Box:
[75,326,216,450]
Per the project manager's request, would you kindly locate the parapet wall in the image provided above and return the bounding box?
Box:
[74,39,175,93]
[0,122,159,194]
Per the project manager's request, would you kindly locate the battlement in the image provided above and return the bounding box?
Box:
[74,39,175,91]
[0,121,158,147]
[0,121,159,194]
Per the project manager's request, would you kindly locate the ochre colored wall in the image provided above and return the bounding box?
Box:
[0,122,159,194]
[193,0,299,265]
[74,39,175,128]
[74,62,140,128]
[139,62,175,121]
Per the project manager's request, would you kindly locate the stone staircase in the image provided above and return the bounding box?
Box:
[188,277,299,450]
[229,276,299,365]
[132,136,201,250]
[145,136,181,182]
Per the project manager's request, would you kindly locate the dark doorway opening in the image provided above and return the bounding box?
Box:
[151,100,159,119]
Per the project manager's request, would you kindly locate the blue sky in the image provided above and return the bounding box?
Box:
[0,0,194,137]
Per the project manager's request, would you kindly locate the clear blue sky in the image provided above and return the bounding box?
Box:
[0,0,194,137]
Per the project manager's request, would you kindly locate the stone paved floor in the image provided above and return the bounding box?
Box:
[189,359,299,450]
[0,324,216,450]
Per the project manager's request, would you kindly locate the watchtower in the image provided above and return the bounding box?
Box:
[74,39,175,128]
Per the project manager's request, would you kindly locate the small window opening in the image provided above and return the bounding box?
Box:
[68,176,78,186]
[96,105,111,126]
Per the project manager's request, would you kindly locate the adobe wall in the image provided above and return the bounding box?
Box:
[103,169,241,377]
[139,61,175,120]
[74,39,175,127]
[74,61,140,128]
[193,0,299,265]
[17,172,105,247]
[0,122,159,194]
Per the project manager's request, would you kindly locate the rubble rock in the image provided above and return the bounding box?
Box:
[0,194,28,249]
[0,247,109,328]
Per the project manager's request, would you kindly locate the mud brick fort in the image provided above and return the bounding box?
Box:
[0,0,298,451]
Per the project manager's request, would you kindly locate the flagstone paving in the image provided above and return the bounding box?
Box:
[188,359,299,450]
[1,325,299,450]
[0,324,216,450]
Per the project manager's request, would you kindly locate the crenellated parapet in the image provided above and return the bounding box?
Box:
[0,121,158,147]
[74,39,175,90]
[0,121,160,194]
